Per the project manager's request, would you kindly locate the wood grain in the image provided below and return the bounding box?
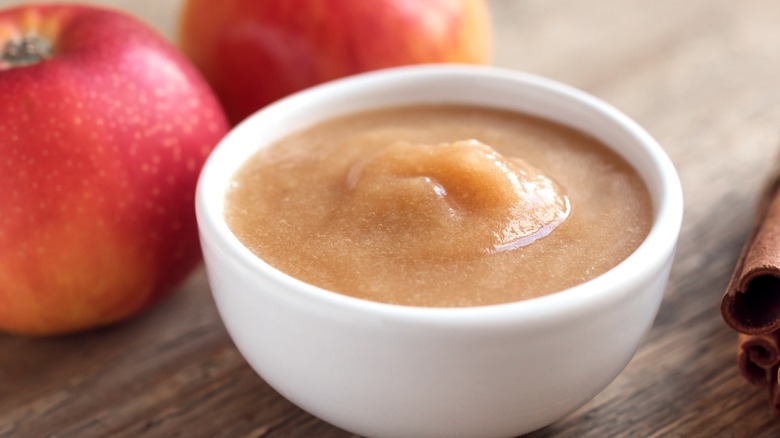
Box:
[3,0,780,436]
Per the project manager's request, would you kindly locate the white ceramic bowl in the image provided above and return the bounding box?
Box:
[195,65,683,438]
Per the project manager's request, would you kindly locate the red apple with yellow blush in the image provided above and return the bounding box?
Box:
[0,5,229,335]
[179,0,492,125]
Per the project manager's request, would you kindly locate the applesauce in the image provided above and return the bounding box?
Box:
[224,105,652,307]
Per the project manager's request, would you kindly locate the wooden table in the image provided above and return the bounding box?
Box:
[3,0,780,436]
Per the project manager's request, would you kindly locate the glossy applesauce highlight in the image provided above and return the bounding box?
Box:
[224,105,652,307]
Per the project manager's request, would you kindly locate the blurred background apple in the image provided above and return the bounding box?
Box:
[179,0,492,125]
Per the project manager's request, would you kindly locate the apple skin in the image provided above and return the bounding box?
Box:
[179,0,492,125]
[0,5,229,336]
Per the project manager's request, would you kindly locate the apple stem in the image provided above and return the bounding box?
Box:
[1,35,52,69]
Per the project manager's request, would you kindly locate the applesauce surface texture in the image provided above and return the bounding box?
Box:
[225,105,652,307]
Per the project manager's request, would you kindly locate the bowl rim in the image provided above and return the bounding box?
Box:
[195,64,683,326]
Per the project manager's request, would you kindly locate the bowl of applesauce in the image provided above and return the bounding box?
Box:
[195,65,683,438]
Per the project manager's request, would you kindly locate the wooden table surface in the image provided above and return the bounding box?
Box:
[3,0,780,436]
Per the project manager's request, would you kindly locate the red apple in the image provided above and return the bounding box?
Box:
[0,5,229,335]
[179,0,492,125]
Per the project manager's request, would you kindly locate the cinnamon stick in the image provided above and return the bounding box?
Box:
[737,332,780,386]
[722,169,780,334]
